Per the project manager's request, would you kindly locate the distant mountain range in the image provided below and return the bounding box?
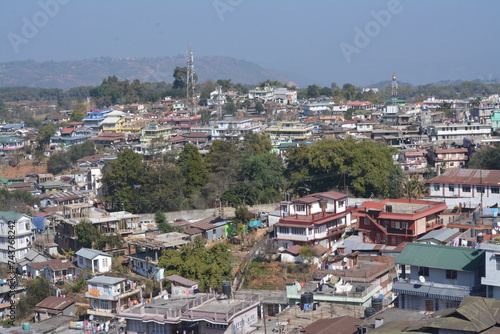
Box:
[0,56,294,90]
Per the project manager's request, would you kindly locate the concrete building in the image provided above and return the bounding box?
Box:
[393,243,485,311]
[479,243,500,299]
[76,248,112,273]
[0,211,35,263]
[117,278,260,334]
[354,199,448,246]
[274,191,351,249]
[86,276,142,323]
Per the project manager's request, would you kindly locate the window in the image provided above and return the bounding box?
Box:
[433,184,440,191]
[235,320,244,328]
[291,227,305,235]
[338,200,345,207]
[446,270,457,279]
[492,187,500,194]
[402,222,409,229]
[496,255,500,271]
[448,185,455,192]
[463,185,471,192]
[364,218,370,226]
[294,204,305,212]
[392,221,400,229]
[206,323,228,329]
[418,266,429,277]
[102,258,108,268]
[477,186,485,193]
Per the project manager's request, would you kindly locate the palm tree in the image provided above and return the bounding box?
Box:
[402,174,427,199]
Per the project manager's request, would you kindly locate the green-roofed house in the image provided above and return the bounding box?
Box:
[0,211,35,263]
[0,136,25,154]
[393,242,485,312]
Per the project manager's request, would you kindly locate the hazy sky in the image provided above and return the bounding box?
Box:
[1,0,499,87]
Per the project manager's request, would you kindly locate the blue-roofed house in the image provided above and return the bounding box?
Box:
[393,243,485,311]
[75,248,112,273]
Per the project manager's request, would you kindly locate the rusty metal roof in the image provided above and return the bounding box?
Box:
[301,316,361,334]
[427,168,500,186]
[35,296,75,310]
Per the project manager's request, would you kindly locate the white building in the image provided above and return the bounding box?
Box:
[428,123,491,142]
[76,248,112,273]
[0,211,35,263]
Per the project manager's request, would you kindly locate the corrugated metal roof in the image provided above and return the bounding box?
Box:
[301,316,361,334]
[0,211,25,222]
[165,274,197,287]
[35,296,74,310]
[417,228,461,243]
[76,248,111,260]
[427,168,500,186]
[395,243,484,271]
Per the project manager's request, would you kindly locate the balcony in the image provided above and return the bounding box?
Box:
[387,228,413,236]
[87,308,116,318]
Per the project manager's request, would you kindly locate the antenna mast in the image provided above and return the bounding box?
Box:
[186,46,196,115]
[391,73,398,105]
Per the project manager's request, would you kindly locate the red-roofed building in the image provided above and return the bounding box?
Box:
[354,199,448,246]
[274,191,352,249]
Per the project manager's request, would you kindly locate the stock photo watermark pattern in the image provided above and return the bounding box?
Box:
[213,0,243,21]
[8,0,69,54]
[340,0,403,63]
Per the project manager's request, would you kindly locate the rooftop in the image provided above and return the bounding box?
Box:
[396,243,485,271]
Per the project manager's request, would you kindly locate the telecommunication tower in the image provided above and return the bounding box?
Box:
[391,73,398,105]
[186,47,196,114]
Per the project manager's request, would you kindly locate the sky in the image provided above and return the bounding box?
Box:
[1,0,499,87]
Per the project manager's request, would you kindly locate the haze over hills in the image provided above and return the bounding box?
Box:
[0,56,294,90]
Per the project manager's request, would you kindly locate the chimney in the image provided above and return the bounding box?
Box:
[375,318,384,328]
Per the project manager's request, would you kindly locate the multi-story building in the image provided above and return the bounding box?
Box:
[479,242,500,299]
[355,199,447,246]
[274,191,351,249]
[393,242,485,311]
[398,150,428,171]
[426,168,500,207]
[0,211,34,263]
[427,147,469,168]
[265,121,315,142]
[0,136,25,154]
[117,277,260,334]
[286,253,395,307]
[427,123,491,142]
[86,276,142,323]
[82,109,112,130]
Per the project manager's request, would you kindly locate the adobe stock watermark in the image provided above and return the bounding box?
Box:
[8,0,70,54]
[213,0,242,22]
[340,0,402,64]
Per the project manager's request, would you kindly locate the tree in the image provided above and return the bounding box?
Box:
[306,84,321,98]
[158,236,232,291]
[177,144,209,197]
[102,149,145,213]
[255,101,264,113]
[216,79,232,91]
[16,276,55,321]
[240,153,287,203]
[155,211,176,233]
[36,123,57,149]
[286,137,397,198]
[241,132,272,156]
[224,102,236,114]
[47,152,71,174]
[172,67,187,89]
[342,83,357,101]
[402,174,427,199]
[469,146,500,170]
[70,102,86,122]
[75,219,98,248]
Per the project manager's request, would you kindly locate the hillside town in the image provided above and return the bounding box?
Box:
[1,74,500,334]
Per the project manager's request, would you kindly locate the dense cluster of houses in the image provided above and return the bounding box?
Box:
[1,90,500,332]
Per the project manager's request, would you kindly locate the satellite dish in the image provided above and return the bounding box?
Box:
[89,315,94,321]
[419,276,426,283]
[343,257,348,263]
